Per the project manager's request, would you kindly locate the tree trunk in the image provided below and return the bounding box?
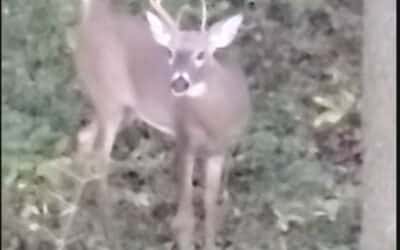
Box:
[361,0,396,250]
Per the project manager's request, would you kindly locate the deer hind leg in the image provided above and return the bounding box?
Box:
[74,107,123,250]
[203,155,225,250]
[96,108,125,250]
[171,148,196,250]
[76,106,123,250]
[76,117,99,159]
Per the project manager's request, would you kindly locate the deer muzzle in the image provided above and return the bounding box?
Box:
[171,76,190,94]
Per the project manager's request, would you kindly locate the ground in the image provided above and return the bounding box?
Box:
[2,0,362,249]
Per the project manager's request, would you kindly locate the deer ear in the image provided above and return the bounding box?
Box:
[146,11,172,47]
[208,14,243,50]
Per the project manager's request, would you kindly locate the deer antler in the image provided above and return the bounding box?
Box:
[149,0,176,29]
[176,1,207,31]
[200,0,207,31]
[149,0,207,31]
[176,4,191,28]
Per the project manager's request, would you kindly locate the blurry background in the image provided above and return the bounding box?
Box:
[2,0,363,249]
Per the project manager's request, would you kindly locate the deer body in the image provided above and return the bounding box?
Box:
[75,0,250,249]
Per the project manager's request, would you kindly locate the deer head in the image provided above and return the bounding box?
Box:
[146,0,243,96]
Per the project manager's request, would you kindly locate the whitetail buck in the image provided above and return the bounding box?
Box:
[75,0,250,249]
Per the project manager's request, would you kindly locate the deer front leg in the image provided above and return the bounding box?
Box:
[171,148,196,250]
[203,155,225,250]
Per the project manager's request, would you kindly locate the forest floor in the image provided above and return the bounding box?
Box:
[2,0,362,249]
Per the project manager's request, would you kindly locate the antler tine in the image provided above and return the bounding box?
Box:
[176,4,191,29]
[149,0,176,29]
[200,0,207,31]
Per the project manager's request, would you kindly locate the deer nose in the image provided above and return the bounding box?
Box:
[171,76,190,93]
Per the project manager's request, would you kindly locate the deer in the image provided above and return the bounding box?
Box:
[74,0,251,249]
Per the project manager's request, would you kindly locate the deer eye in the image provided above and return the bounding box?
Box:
[195,51,206,61]
[166,48,174,65]
[167,48,174,58]
[167,48,175,60]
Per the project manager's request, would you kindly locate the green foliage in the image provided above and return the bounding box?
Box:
[2,0,80,186]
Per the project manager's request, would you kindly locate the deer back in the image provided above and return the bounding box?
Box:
[76,0,178,134]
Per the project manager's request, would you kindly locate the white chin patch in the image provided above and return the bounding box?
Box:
[171,89,186,97]
[171,82,208,98]
[186,82,207,97]
[194,60,205,68]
